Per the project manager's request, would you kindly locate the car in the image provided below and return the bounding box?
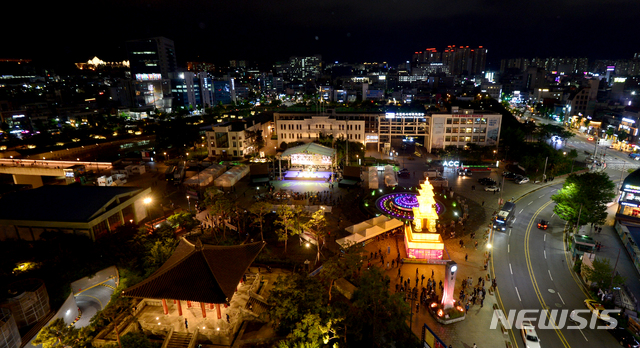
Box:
[537,219,548,230]
[504,172,519,180]
[608,327,640,348]
[516,177,530,184]
[458,169,472,176]
[588,136,594,141]
[485,186,500,192]
[398,168,410,178]
[520,321,541,348]
[478,178,497,185]
[584,299,612,322]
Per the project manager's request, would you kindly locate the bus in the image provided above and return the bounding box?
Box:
[493,201,516,231]
[173,165,185,185]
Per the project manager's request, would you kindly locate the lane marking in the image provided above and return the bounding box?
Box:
[548,270,553,281]
[558,292,565,305]
[513,218,517,223]
[544,234,546,242]
[539,194,545,198]
[515,287,522,301]
[519,209,524,214]
[544,250,546,259]
[528,201,533,205]
[510,263,513,274]
[509,229,512,237]
[508,244,510,253]
[524,200,571,348]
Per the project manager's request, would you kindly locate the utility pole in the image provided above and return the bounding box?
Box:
[576,203,583,233]
[609,248,621,295]
[542,156,548,181]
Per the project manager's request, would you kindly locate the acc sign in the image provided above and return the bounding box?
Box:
[443,160,459,167]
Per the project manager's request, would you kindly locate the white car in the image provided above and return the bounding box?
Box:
[516,177,530,184]
[484,186,500,192]
[521,321,541,348]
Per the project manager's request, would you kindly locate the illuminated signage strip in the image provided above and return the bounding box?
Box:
[621,202,639,207]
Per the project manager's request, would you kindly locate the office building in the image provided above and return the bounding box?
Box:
[429,107,502,149]
[274,111,366,145]
[206,114,273,158]
[378,111,431,152]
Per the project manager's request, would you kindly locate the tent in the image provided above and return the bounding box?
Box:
[367,166,378,189]
[183,164,226,187]
[384,165,397,187]
[214,165,250,187]
[337,216,404,247]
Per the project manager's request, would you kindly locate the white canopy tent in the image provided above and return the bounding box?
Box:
[384,165,397,187]
[337,216,404,247]
[183,164,226,187]
[214,164,250,187]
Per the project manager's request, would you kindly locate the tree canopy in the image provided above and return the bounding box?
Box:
[551,172,616,229]
[583,256,626,291]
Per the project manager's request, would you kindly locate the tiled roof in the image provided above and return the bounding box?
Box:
[122,239,265,303]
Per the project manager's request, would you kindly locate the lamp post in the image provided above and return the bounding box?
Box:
[187,195,191,212]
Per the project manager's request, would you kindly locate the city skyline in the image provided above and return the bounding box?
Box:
[3,0,640,70]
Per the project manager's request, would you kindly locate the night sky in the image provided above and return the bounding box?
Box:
[4,0,640,69]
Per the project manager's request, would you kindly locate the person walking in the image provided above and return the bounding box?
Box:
[185,318,189,329]
[465,253,468,262]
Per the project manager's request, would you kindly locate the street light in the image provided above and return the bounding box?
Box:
[144,197,152,221]
[186,195,191,212]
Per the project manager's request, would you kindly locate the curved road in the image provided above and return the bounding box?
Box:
[492,183,620,348]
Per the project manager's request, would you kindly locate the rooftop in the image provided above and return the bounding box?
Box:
[0,185,144,222]
[123,239,265,304]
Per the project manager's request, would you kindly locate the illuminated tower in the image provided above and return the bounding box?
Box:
[412,178,439,232]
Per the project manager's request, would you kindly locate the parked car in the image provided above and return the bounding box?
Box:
[458,169,472,176]
[516,177,530,184]
[478,178,497,185]
[520,321,541,348]
[398,168,410,178]
[484,186,501,192]
[504,172,519,180]
[608,327,640,348]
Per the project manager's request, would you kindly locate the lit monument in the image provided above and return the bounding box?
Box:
[404,178,444,259]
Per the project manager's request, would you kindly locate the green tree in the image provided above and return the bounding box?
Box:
[348,268,410,346]
[91,290,133,348]
[320,242,363,303]
[205,189,233,240]
[277,313,338,347]
[551,172,616,231]
[582,257,626,292]
[275,205,305,253]
[144,239,178,276]
[33,318,77,348]
[120,332,156,348]
[303,210,328,264]
[249,201,272,241]
[618,130,629,143]
[267,274,327,334]
[167,211,200,231]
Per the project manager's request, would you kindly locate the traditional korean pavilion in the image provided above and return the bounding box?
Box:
[123,238,265,319]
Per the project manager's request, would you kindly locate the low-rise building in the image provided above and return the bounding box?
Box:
[206,113,273,158]
[274,111,366,145]
[0,186,151,242]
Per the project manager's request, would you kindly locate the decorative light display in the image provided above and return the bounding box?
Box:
[376,193,442,220]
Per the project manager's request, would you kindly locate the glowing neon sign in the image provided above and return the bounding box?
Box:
[442,160,460,167]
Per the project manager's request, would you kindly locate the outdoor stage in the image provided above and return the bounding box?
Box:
[284,170,332,181]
